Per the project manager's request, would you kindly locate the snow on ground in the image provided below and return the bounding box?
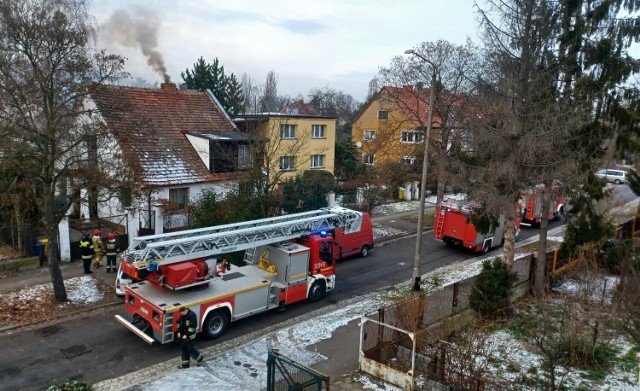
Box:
[552,274,620,305]
[0,275,103,307]
[370,193,468,217]
[138,295,388,391]
[372,223,408,241]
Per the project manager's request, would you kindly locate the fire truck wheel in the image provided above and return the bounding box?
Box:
[482,241,491,254]
[308,281,326,303]
[360,245,369,257]
[202,310,229,339]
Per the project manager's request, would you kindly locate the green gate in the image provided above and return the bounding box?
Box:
[266,348,330,391]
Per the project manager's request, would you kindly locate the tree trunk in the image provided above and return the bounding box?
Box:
[43,186,67,301]
[503,207,517,270]
[533,186,551,297]
[436,160,446,206]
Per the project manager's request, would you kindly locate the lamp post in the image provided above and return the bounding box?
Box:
[404,49,436,291]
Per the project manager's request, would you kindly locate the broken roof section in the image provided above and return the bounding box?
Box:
[91,83,249,187]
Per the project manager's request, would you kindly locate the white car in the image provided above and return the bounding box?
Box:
[115,262,136,296]
[595,169,628,184]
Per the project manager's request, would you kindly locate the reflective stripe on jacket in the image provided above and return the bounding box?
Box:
[178,309,198,340]
[79,239,94,260]
[105,241,118,256]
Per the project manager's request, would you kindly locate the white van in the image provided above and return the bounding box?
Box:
[595,169,628,184]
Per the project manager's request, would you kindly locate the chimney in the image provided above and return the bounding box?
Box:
[160,83,177,92]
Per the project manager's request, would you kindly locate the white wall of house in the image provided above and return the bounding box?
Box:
[186,134,211,170]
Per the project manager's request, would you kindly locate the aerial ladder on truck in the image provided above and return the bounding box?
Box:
[119,206,367,290]
[115,206,372,344]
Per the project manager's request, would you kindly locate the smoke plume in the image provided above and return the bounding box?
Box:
[101,7,171,83]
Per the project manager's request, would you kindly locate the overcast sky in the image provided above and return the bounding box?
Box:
[93,1,479,102]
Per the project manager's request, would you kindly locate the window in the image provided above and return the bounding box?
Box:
[238,144,251,168]
[311,154,325,168]
[363,129,376,140]
[279,156,295,171]
[312,124,326,138]
[362,154,375,165]
[400,156,416,165]
[280,124,296,139]
[401,131,424,144]
[169,187,189,208]
[377,110,389,121]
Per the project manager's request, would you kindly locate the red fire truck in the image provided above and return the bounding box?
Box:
[114,207,373,344]
[519,184,567,227]
[433,198,521,253]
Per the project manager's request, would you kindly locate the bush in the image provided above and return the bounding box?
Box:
[469,257,518,317]
[47,380,92,391]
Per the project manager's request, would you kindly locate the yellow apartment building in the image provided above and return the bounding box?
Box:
[234,113,336,185]
[352,86,441,167]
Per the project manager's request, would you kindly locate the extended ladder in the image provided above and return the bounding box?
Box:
[124,207,364,270]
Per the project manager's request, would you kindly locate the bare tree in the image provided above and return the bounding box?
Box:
[258,70,279,112]
[0,0,128,301]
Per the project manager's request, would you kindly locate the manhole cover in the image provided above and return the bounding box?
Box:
[61,344,92,358]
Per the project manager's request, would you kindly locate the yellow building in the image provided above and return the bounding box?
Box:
[234,113,336,185]
[352,86,441,167]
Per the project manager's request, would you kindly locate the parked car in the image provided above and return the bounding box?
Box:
[114,262,136,296]
[595,169,628,184]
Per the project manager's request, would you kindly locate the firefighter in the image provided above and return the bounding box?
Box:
[176,306,203,369]
[92,229,104,268]
[105,233,120,273]
[79,234,94,274]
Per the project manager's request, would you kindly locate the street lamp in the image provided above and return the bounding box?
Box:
[404,49,436,291]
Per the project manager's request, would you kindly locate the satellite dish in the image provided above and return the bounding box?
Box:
[356,141,362,148]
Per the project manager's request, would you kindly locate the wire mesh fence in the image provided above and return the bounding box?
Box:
[360,254,535,390]
[266,349,329,391]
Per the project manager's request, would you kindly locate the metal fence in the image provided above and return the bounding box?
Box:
[266,348,329,391]
[0,223,36,258]
[360,254,534,391]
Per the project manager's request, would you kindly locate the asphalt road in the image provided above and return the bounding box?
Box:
[0,215,567,391]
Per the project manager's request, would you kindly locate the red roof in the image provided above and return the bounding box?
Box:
[380,86,442,128]
[91,83,240,187]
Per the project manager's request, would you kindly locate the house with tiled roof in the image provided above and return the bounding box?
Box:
[90,82,256,225]
[351,86,442,167]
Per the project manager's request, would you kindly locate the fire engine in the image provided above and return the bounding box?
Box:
[114,207,373,344]
[433,198,521,253]
[519,184,566,227]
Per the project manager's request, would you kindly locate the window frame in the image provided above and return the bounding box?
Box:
[279,155,295,171]
[311,124,326,139]
[401,130,424,144]
[280,124,296,139]
[310,154,325,168]
[377,110,389,121]
[363,129,376,140]
[362,154,375,166]
[169,187,190,208]
[238,144,251,169]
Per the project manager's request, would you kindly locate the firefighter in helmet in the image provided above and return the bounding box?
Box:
[105,233,120,273]
[79,234,94,274]
[92,229,104,268]
[177,306,204,368]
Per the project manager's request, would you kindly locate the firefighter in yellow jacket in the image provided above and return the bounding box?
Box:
[92,230,104,268]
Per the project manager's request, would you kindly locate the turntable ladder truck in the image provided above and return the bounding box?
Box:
[115,206,371,344]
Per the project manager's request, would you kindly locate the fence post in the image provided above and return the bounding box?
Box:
[153,204,164,235]
[58,214,71,262]
[126,207,138,246]
[632,216,637,238]
[552,248,558,273]
[452,282,459,309]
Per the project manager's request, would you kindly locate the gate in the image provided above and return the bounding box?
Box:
[266,349,329,391]
[68,214,128,261]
